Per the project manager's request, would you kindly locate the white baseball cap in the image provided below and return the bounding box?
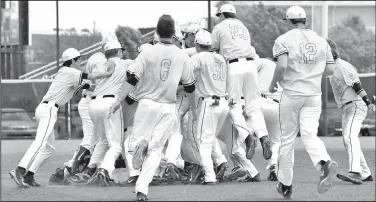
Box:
[138,43,153,53]
[216,4,236,17]
[104,41,122,52]
[101,32,118,45]
[62,48,80,62]
[185,19,207,34]
[195,29,212,46]
[284,6,306,20]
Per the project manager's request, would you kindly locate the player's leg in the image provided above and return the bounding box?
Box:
[260,98,280,181]
[299,96,337,194]
[135,102,175,198]
[123,127,140,184]
[11,104,58,188]
[227,61,257,160]
[243,64,272,160]
[276,93,301,196]
[211,138,228,181]
[337,102,369,184]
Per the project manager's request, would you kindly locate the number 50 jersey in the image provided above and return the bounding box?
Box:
[127,42,196,103]
[272,29,335,96]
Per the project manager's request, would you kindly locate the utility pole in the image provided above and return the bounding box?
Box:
[322,1,328,38]
[56,0,59,72]
[208,0,211,31]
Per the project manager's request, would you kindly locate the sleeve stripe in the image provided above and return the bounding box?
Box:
[128,94,139,102]
[326,61,335,64]
[181,79,196,86]
[356,89,364,95]
[126,70,140,81]
[79,72,83,84]
[273,50,288,59]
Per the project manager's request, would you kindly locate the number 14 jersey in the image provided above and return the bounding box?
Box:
[127,42,196,103]
[272,29,334,96]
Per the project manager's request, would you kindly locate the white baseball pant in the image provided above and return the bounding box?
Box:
[259,97,281,169]
[217,115,259,178]
[341,101,372,178]
[18,102,58,173]
[195,97,229,182]
[277,93,332,186]
[89,96,124,175]
[78,96,98,151]
[130,99,175,195]
[123,126,141,177]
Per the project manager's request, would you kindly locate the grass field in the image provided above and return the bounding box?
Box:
[1,137,375,201]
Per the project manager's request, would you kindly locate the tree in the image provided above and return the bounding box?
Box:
[115,25,144,60]
[329,16,375,73]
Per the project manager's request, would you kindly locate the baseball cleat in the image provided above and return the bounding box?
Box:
[132,140,148,170]
[202,181,216,185]
[245,133,257,160]
[336,172,362,185]
[318,160,338,194]
[126,175,139,184]
[184,164,202,185]
[23,175,41,187]
[260,136,272,160]
[163,163,181,184]
[87,169,100,185]
[267,165,278,181]
[97,168,111,187]
[238,173,261,182]
[276,182,292,199]
[215,162,229,181]
[136,192,148,201]
[362,175,373,182]
[224,166,247,181]
[9,168,29,188]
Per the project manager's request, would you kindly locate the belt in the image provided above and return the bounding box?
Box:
[91,94,115,99]
[228,58,253,64]
[344,101,353,106]
[176,93,187,97]
[42,101,59,108]
[261,94,280,104]
[200,96,227,100]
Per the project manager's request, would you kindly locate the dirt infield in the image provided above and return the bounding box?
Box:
[1,137,375,201]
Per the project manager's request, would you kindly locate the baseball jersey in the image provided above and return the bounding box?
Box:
[184,47,197,57]
[127,42,196,103]
[272,28,335,96]
[82,52,107,96]
[42,66,83,106]
[254,58,283,100]
[211,18,257,61]
[92,58,133,96]
[329,59,363,108]
[190,51,228,98]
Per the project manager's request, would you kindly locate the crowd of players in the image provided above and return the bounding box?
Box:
[9,4,374,201]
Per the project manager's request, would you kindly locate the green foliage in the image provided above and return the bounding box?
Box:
[115,25,144,60]
[329,16,375,73]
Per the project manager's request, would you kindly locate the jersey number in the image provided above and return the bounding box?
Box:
[212,62,226,81]
[299,43,317,64]
[160,59,171,81]
[229,25,248,40]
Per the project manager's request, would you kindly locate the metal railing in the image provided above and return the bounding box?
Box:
[20,30,156,80]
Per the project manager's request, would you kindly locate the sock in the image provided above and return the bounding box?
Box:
[319,160,326,167]
[25,171,34,177]
[17,166,26,173]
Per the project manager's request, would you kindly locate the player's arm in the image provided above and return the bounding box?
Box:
[269,39,288,93]
[182,58,197,113]
[85,60,115,80]
[211,26,220,52]
[323,43,336,78]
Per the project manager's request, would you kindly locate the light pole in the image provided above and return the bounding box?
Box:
[208,0,211,30]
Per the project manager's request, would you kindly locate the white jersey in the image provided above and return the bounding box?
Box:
[184,47,197,57]
[42,66,83,106]
[82,52,107,96]
[329,59,363,108]
[127,42,196,103]
[92,58,133,97]
[190,51,227,98]
[211,18,257,61]
[272,28,335,96]
[255,58,283,100]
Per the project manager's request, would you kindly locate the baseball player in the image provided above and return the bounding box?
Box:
[86,40,134,187]
[110,14,196,201]
[212,4,272,161]
[189,29,230,185]
[326,39,374,184]
[9,48,115,188]
[269,6,338,198]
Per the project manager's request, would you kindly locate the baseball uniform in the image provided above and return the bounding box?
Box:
[190,48,230,183]
[212,13,268,158]
[272,28,335,187]
[127,41,195,196]
[329,59,372,179]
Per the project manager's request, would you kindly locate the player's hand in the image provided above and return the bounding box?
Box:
[368,104,375,113]
[269,83,278,93]
[109,101,121,117]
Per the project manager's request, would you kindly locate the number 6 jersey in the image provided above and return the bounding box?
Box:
[127,42,196,103]
[272,29,335,96]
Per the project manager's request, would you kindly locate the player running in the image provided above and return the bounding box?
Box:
[326,38,374,184]
[9,48,115,188]
[269,5,338,198]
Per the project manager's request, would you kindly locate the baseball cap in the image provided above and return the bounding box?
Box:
[216,4,236,17]
[283,6,306,20]
[195,29,212,45]
[101,32,118,45]
[62,48,80,62]
[104,41,122,52]
[138,43,153,53]
[185,19,208,34]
